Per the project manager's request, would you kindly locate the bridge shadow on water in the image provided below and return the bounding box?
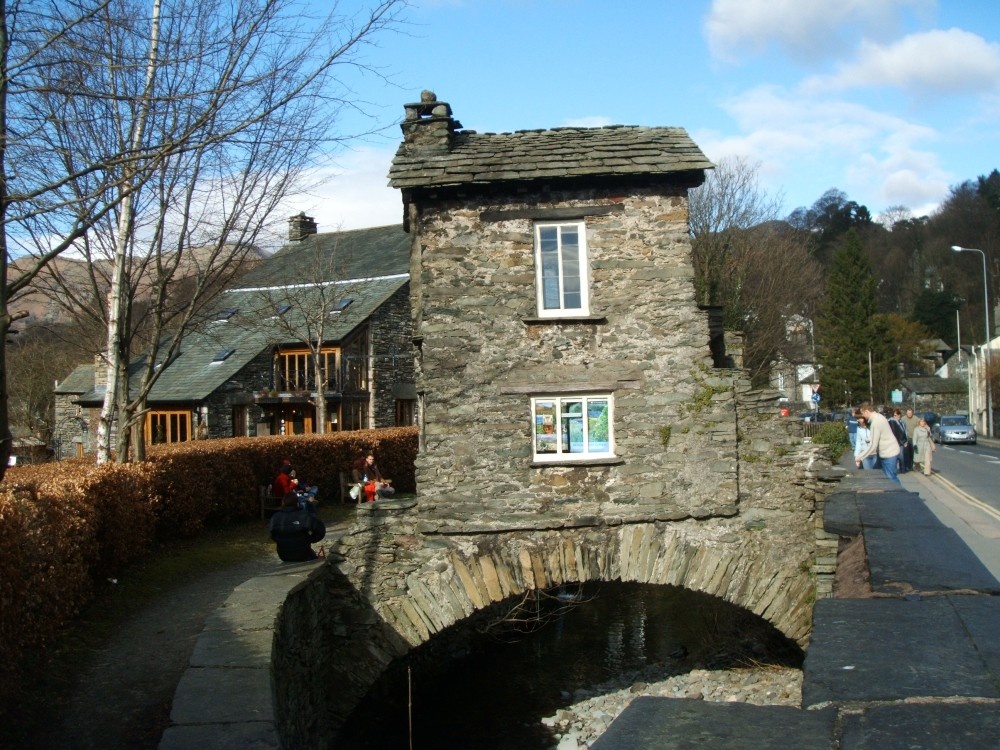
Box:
[336,581,803,749]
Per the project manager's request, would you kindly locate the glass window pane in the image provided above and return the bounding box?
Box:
[587,399,610,453]
[562,413,584,452]
[534,400,558,453]
[539,228,561,310]
[560,229,581,309]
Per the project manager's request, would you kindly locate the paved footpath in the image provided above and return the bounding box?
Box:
[593,463,1000,750]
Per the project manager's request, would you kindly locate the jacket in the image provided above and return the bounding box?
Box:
[859,412,901,460]
[268,506,326,562]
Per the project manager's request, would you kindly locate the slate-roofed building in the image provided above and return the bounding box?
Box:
[52,220,415,457]
[900,376,969,417]
[52,362,97,458]
[386,91,767,528]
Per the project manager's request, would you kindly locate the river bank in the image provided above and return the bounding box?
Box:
[543,664,802,749]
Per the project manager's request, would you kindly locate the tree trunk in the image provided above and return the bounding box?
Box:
[98,0,162,464]
[313,352,327,434]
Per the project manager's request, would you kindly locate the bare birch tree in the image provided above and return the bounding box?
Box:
[17,0,405,462]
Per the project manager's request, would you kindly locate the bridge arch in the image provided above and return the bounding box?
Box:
[377,523,813,649]
[273,517,815,746]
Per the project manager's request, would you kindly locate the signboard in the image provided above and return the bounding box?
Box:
[891,389,903,404]
[811,393,821,404]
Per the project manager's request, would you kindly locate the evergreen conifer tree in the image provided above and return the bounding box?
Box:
[816,230,879,404]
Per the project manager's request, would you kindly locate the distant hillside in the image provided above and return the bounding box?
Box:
[9,244,268,329]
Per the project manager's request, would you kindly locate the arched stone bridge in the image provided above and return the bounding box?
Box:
[271,428,840,747]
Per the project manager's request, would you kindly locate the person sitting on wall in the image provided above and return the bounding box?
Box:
[268,492,326,562]
[351,453,395,502]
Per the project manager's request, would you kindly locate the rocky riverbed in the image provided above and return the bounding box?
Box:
[542,664,803,749]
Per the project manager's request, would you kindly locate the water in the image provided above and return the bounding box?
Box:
[337,582,802,749]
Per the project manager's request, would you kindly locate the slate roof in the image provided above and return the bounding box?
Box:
[232,225,409,288]
[900,377,967,394]
[72,225,410,405]
[55,364,96,394]
[388,126,714,190]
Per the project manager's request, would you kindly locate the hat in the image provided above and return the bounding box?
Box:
[281,459,291,467]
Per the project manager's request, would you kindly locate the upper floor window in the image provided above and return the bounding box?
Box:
[277,348,338,392]
[531,394,614,462]
[535,221,589,317]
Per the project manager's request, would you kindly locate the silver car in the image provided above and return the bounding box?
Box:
[932,415,977,445]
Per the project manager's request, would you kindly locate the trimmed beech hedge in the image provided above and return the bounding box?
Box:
[0,427,416,702]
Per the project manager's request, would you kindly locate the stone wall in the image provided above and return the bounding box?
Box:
[203,348,275,438]
[369,284,415,427]
[52,392,87,459]
[409,184,741,530]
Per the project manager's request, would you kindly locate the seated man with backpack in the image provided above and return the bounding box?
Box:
[268,492,326,562]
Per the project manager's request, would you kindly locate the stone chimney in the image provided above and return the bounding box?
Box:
[93,354,107,389]
[288,212,318,242]
[400,90,463,155]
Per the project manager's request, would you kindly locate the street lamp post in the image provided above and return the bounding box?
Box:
[951,245,992,437]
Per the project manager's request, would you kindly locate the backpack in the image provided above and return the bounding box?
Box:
[888,418,906,446]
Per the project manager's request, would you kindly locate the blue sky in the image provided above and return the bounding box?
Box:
[287,0,1000,234]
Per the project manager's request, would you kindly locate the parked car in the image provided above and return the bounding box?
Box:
[931,415,977,445]
[797,411,828,423]
[921,411,939,427]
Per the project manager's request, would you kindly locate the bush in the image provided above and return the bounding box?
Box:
[0,427,417,703]
[812,421,851,457]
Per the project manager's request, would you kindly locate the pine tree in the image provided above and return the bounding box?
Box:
[816,230,879,404]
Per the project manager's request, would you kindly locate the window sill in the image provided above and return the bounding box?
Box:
[521,315,608,325]
[530,456,624,468]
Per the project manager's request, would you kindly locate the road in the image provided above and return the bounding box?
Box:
[898,438,1000,582]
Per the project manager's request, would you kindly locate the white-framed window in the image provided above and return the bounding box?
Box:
[535,221,589,316]
[531,394,614,462]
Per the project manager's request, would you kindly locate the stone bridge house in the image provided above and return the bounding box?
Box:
[269,92,838,746]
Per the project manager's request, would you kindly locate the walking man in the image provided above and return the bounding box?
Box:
[903,408,921,473]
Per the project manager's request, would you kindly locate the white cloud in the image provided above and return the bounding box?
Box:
[704,0,932,64]
[281,146,403,233]
[804,28,1000,95]
[693,85,950,214]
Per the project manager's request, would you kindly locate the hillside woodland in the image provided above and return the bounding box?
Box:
[691,163,1000,401]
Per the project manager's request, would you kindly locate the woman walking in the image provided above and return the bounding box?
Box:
[912,417,936,476]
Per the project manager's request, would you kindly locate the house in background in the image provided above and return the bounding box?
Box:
[52,217,415,458]
[899,376,968,417]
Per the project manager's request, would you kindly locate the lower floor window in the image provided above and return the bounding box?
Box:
[531,395,614,461]
[146,410,191,444]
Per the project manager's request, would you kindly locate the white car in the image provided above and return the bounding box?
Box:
[932,415,977,445]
